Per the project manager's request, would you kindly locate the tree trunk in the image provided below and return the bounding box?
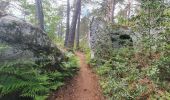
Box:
[64,0,70,47]
[35,0,45,31]
[57,22,63,39]
[67,0,81,49]
[60,22,63,39]
[76,7,81,49]
[111,0,116,23]
[127,0,131,19]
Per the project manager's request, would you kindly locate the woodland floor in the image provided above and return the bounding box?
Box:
[50,52,105,100]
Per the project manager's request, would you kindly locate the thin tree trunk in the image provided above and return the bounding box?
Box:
[35,0,44,31]
[67,0,81,49]
[127,0,131,25]
[60,22,63,38]
[59,22,63,39]
[57,25,60,38]
[111,0,116,23]
[76,7,81,49]
[127,0,131,19]
[64,0,70,47]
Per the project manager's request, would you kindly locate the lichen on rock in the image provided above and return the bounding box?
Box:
[89,17,134,59]
[0,13,64,70]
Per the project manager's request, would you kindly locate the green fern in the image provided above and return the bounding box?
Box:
[0,51,78,100]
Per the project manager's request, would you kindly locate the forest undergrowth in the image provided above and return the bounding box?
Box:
[90,46,169,100]
[0,46,79,100]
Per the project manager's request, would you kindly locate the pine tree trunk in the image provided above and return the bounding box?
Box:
[76,8,81,49]
[67,0,81,49]
[111,0,116,23]
[64,0,70,47]
[35,0,44,31]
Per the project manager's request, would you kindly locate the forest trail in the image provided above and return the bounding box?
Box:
[53,51,105,100]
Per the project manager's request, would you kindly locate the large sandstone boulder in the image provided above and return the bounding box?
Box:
[109,25,134,48]
[0,14,63,68]
[89,17,112,59]
[89,17,134,59]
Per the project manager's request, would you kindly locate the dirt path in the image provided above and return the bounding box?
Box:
[52,52,105,100]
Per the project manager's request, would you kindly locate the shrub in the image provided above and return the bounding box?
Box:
[94,47,170,100]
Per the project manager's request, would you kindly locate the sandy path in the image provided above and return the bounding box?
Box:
[51,52,105,100]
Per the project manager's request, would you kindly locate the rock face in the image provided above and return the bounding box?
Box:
[0,14,63,68]
[110,26,133,48]
[89,17,112,59]
[89,17,133,59]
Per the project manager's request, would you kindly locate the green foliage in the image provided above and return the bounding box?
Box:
[150,91,170,100]
[18,0,63,42]
[78,38,92,64]
[0,43,9,52]
[88,1,170,99]
[18,0,37,23]
[53,37,65,48]
[43,0,61,41]
[95,48,147,99]
[0,52,78,100]
[157,44,170,81]
[0,60,48,100]
[94,46,169,99]
[62,52,79,76]
[117,16,128,25]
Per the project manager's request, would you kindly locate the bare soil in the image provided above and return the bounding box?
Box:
[50,52,105,100]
